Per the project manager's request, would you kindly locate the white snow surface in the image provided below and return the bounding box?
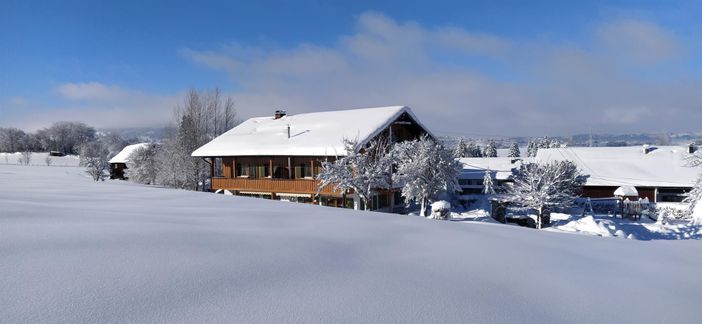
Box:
[1,152,79,166]
[535,146,698,187]
[2,164,702,323]
[614,185,639,197]
[108,142,151,164]
[191,106,432,157]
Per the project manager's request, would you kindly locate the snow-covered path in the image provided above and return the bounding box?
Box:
[1,165,701,323]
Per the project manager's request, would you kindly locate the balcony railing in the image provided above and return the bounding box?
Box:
[212,177,341,196]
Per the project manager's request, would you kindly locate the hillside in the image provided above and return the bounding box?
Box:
[1,164,701,323]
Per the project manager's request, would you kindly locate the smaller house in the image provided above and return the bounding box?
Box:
[109,143,150,180]
[458,157,526,195]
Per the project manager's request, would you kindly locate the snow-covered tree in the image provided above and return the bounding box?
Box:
[317,137,393,210]
[508,142,520,158]
[392,135,462,217]
[126,144,159,185]
[18,150,31,165]
[154,88,238,190]
[527,140,537,157]
[466,142,482,157]
[505,161,587,229]
[482,169,496,195]
[484,140,498,157]
[454,138,468,158]
[80,140,110,181]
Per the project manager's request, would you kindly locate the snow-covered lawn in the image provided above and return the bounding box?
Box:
[2,164,702,323]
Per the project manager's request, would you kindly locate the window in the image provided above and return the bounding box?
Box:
[294,163,313,178]
[237,163,249,177]
[213,158,223,177]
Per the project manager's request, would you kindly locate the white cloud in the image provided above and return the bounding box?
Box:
[56,82,127,101]
[181,12,701,136]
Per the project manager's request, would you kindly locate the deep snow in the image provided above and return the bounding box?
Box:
[2,164,702,323]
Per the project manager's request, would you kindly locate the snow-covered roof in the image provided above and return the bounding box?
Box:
[459,157,527,180]
[109,143,150,164]
[192,106,433,157]
[535,146,698,188]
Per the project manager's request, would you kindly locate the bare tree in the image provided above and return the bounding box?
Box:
[18,150,31,165]
[157,88,239,190]
[80,141,110,181]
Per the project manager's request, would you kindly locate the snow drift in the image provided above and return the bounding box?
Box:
[1,164,701,323]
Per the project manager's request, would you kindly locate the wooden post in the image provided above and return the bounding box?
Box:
[269,159,273,178]
[209,157,214,191]
[287,157,292,179]
[310,159,314,178]
[232,157,236,178]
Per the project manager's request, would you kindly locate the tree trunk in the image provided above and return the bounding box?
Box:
[536,206,543,229]
[420,198,427,217]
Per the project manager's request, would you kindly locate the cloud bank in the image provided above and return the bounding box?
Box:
[181,12,701,136]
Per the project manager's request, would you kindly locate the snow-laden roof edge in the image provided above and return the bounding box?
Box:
[192,105,435,157]
[109,143,151,164]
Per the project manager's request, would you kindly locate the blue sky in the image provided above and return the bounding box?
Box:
[1,0,701,136]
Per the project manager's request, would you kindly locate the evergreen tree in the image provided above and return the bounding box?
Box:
[454,138,468,158]
[508,142,520,158]
[484,141,498,158]
[482,169,496,195]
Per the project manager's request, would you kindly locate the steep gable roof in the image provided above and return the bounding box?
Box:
[109,143,150,164]
[192,106,432,157]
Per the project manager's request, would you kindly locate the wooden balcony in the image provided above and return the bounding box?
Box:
[212,177,341,196]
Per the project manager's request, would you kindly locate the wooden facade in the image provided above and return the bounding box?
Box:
[212,156,341,197]
[110,163,127,180]
[202,108,430,210]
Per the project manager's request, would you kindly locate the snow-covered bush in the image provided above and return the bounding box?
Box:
[505,161,587,229]
[392,135,461,217]
[44,155,52,166]
[430,200,451,220]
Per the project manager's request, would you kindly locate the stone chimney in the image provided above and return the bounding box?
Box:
[274,110,287,119]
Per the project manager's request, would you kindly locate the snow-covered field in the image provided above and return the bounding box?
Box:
[2,164,702,323]
[0,152,80,167]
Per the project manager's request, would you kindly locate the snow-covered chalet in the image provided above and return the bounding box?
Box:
[109,143,151,180]
[535,145,699,202]
[191,106,434,210]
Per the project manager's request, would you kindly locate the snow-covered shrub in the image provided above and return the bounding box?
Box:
[44,155,52,166]
[430,200,451,220]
